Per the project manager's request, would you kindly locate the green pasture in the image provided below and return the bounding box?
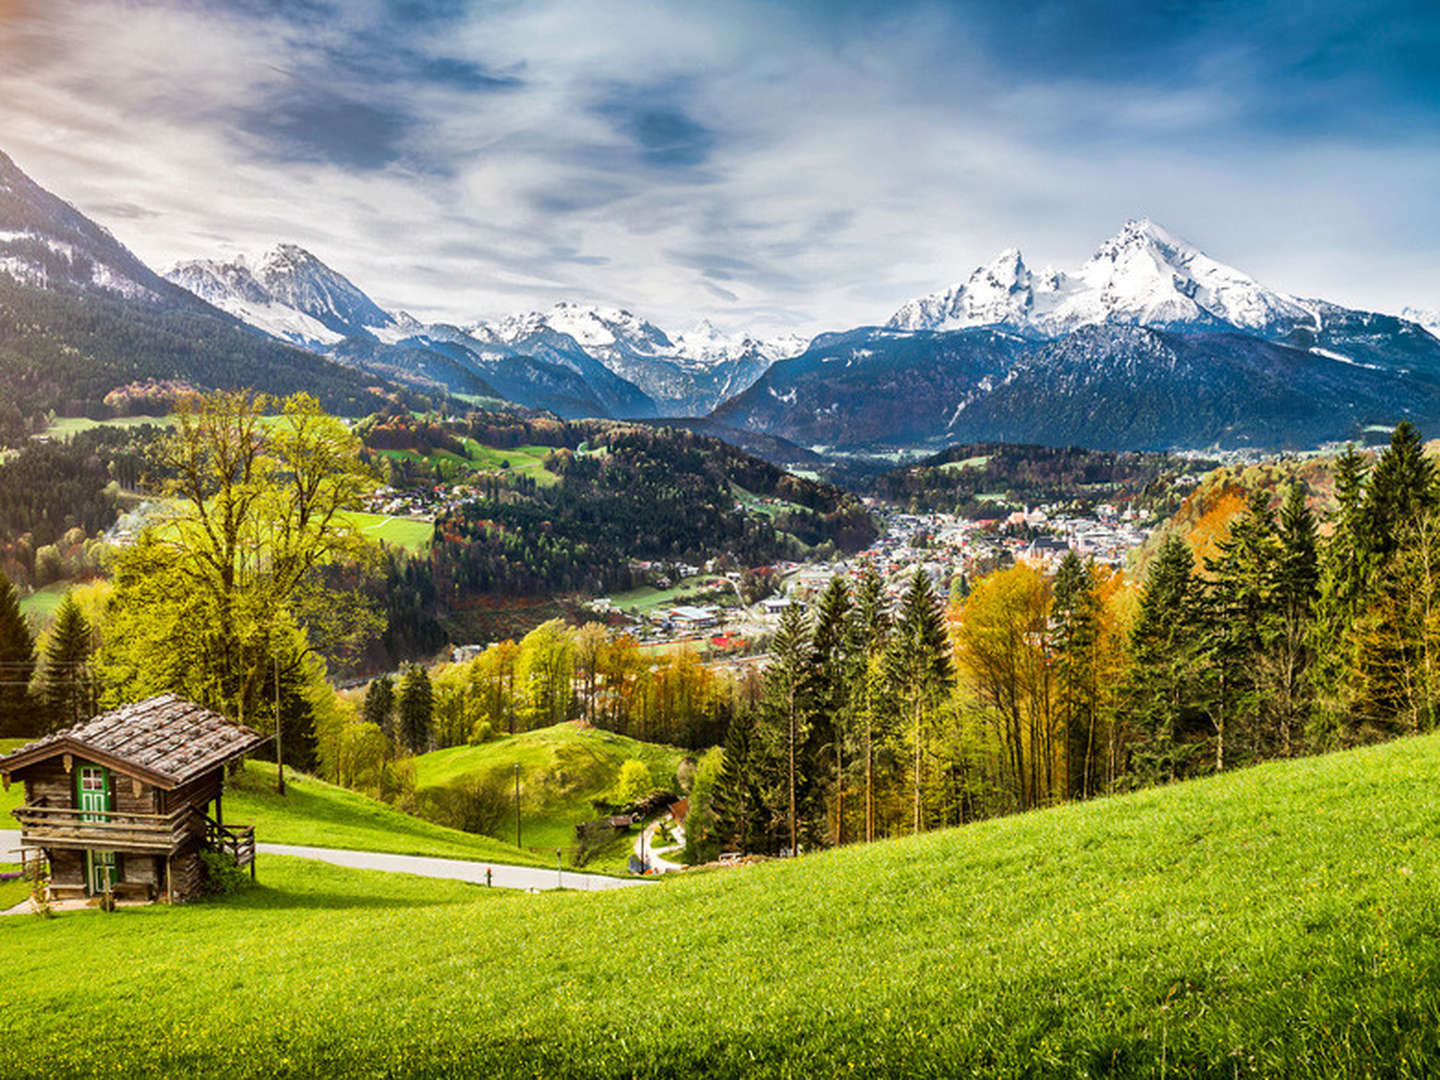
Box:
[1,733,1439,1075]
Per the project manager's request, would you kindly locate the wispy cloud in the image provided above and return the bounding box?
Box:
[1,0,1438,335]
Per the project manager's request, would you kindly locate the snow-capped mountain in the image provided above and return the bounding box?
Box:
[462,302,804,414]
[1403,306,1440,340]
[165,245,406,347]
[888,219,1316,337]
[0,149,172,303]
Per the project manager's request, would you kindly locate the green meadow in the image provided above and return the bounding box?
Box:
[3,734,1439,1076]
[415,722,688,867]
[225,761,549,867]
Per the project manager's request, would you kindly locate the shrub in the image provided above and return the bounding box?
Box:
[418,774,509,835]
[467,719,496,745]
[199,849,250,897]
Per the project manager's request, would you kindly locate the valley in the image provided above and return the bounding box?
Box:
[2,8,1439,1070]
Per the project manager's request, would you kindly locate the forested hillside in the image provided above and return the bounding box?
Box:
[0,279,398,438]
[871,441,1218,515]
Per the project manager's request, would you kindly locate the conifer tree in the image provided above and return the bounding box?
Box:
[709,710,765,854]
[363,675,396,742]
[398,664,434,754]
[846,563,891,842]
[758,601,815,857]
[885,569,953,833]
[1052,551,1101,798]
[808,576,851,844]
[40,594,94,732]
[1127,535,1204,783]
[1201,489,1278,770]
[1309,444,1373,743]
[1362,421,1435,559]
[0,570,36,737]
[1270,482,1319,755]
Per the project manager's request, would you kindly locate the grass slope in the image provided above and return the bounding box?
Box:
[226,761,548,867]
[416,722,689,857]
[1,737,27,819]
[3,737,1440,1077]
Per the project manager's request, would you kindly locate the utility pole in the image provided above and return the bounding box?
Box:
[514,762,521,849]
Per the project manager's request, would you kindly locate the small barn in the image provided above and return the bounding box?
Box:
[0,694,265,903]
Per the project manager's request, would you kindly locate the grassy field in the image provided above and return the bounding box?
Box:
[18,582,72,623]
[226,761,550,867]
[0,864,25,910]
[1,734,1438,1076]
[608,574,732,615]
[42,415,175,439]
[340,511,434,552]
[1,737,28,820]
[376,440,562,488]
[415,722,690,865]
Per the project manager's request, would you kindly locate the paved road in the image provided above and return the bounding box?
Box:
[256,843,646,892]
[1,831,644,893]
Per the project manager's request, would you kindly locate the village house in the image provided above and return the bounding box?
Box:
[0,694,265,903]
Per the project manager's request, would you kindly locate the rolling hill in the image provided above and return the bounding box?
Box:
[2,729,1437,1076]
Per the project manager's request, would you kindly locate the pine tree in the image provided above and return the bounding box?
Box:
[39,594,94,733]
[808,576,851,845]
[1270,483,1318,755]
[885,569,953,833]
[1126,535,1204,784]
[0,570,36,737]
[1201,489,1278,770]
[1052,551,1101,798]
[363,675,396,742]
[846,563,891,842]
[1362,421,1436,559]
[709,710,765,854]
[397,664,433,754]
[758,601,815,857]
[1309,444,1373,744]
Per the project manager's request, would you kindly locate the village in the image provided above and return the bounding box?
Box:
[579,502,1155,657]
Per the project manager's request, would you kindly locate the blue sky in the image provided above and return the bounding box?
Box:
[2,0,1438,333]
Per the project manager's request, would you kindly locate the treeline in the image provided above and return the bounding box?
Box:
[688,423,1440,859]
[871,442,1216,516]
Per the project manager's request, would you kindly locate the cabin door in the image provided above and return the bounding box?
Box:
[77,765,117,895]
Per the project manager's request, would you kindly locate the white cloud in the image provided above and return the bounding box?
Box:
[1,0,1438,338]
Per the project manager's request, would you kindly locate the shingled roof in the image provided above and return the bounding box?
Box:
[0,694,265,789]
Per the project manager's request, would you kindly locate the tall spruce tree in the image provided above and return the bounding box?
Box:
[363,675,396,742]
[885,569,953,833]
[1270,482,1319,755]
[846,563,891,842]
[398,664,434,754]
[708,710,766,854]
[39,594,94,733]
[0,570,36,737]
[1127,535,1205,784]
[1201,489,1279,770]
[1362,421,1436,559]
[759,601,815,857]
[1052,551,1101,798]
[808,576,851,845]
[1309,444,1373,744]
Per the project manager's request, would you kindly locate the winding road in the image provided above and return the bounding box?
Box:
[1,831,645,894]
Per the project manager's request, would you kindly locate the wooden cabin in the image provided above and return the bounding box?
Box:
[0,694,265,902]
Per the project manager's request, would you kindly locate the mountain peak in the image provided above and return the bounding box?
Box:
[890,219,1314,336]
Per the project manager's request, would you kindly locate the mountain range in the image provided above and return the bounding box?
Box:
[4,145,1440,455]
[716,219,1440,452]
[164,249,807,418]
